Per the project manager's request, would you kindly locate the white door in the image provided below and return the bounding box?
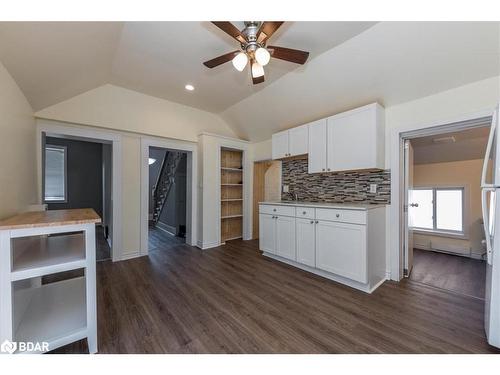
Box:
[272,131,289,160]
[308,119,327,173]
[316,220,367,283]
[296,218,315,267]
[259,214,276,254]
[327,108,374,172]
[289,125,309,157]
[482,105,500,348]
[276,215,296,261]
[404,140,415,276]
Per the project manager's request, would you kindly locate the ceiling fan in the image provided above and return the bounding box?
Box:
[203,21,310,84]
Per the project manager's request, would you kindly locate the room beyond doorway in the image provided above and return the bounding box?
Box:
[147,146,187,252]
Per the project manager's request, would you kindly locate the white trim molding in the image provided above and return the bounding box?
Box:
[36,119,124,262]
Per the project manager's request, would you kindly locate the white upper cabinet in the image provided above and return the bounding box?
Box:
[272,130,289,159]
[327,103,385,172]
[289,125,309,156]
[270,103,385,172]
[272,124,309,159]
[307,119,327,173]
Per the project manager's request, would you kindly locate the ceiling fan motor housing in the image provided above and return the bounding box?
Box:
[242,21,264,54]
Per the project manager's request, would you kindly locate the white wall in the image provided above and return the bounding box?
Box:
[0,62,36,219]
[35,84,237,142]
[31,85,247,259]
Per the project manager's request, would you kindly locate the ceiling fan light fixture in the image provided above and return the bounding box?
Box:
[251,61,265,78]
[255,47,271,66]
[232,52,248,72]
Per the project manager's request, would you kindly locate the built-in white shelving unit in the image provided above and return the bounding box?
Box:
[0,208,100,354]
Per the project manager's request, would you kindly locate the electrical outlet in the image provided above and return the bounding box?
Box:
[370,184,377,194]
[283,185,289,193]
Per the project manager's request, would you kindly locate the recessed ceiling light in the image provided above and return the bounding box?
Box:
[185,84,195,91]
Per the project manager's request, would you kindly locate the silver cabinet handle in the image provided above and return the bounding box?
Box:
[336,214,340,218]
[315,220,319,224]
[327,168,331,171]
[310,220,314,224]
[302,211,306,215]
[273,208,276,212]
[322,168,325,171]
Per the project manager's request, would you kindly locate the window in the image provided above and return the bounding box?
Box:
[409,187,464,234]
[44,145,67,202]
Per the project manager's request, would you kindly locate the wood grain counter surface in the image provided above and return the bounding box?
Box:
[0,208,101,230]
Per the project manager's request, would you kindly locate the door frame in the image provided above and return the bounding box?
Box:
[140,136,198,255]
[36,119,123,262]
[393,112,493,280]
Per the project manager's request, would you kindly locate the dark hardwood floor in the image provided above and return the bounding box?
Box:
[50,239,499,354]
[96,225,111,262]
[410,248,486,299]
[148,225,185,252]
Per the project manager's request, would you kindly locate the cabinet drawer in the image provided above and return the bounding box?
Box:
[315,208,366,225]
[295,206,315,219]
[259,204,295,217]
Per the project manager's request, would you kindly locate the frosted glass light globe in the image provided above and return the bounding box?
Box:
[232,52,248,71]
[255,47,271,66]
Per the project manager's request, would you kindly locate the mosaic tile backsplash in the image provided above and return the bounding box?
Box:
[281,159,391,204]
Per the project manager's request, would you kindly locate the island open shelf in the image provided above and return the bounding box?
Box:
[0,208,100,354]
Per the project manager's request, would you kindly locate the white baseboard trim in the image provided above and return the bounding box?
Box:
[196,240,220,250]
[263,252,386,294]
[118,251,142,261]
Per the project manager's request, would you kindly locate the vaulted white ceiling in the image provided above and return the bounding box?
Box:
[0,21,375,112]
[0,21,498,142]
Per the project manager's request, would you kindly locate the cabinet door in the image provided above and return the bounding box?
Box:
[308,119,327,173]
[276,215,296,261]
[272,130,289,160]
[316,220,367,283]
[296,218,315,267]
[259,214,276,254]
[327,107,375,171]
[289,124,308,157]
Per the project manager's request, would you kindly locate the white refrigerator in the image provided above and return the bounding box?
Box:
[481,104,500,348]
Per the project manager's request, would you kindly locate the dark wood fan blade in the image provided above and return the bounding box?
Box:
[268,46,309,65]
[203,50,239,68]
[257,22,284,43]
[252,75,265,84]
[212,22,247,44]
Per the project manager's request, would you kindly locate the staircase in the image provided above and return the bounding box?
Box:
[152,151,183,226]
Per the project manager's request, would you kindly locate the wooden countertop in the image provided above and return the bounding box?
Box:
[0,208,101,230]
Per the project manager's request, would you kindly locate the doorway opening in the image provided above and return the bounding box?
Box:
[252,159,281,239]
[42,133,113,262]
[148,146,187,252]
[402,122,491,298]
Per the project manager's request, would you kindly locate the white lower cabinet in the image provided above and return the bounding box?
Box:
[276,216,296,261]
[315,220,367,283]
[296,218,315,267]
[259,214,277,254]
[259,203,386,293]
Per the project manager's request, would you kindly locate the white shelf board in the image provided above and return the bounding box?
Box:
[221,199,243,202]
[221,184,243,186]
[14,277,87,353]
[11,234,86,281]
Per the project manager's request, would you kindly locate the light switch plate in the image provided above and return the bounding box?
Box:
[283,185,289,193]
[370,184,377,193]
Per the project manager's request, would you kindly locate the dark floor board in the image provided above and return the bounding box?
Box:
[50,239,499,354]
[410,249,486,299]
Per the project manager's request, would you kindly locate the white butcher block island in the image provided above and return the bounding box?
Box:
[259,201,386,293]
